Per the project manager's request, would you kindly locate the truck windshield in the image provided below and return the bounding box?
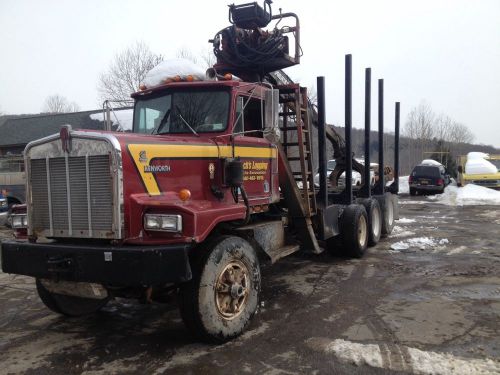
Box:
[133,90,230,135]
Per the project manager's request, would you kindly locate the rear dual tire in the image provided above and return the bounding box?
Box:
[361,199,382,247]
[340,204,369,258]
[381,193,395,237]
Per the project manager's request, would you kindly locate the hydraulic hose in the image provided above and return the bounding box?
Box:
[232,185,251,225]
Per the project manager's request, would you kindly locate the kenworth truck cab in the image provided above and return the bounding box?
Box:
[1,1,400,342]
[1,78,287,341]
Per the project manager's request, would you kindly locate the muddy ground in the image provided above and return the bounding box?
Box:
[0,195,499,374]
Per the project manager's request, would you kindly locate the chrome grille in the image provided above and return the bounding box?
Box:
[30,159,50,230]
[50,158,69,230]
[89,156,113,230]
[30,155,113,237]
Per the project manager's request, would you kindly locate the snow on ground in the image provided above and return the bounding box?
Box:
[390,237,449,251]
[389,225,416,238]
[397,217,416,223]
[429,184,500,206]
[307,338,500,375]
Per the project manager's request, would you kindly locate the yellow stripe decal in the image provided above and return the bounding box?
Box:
[128,144,277,195]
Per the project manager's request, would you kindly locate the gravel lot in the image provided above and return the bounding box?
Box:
[1,195,499,374]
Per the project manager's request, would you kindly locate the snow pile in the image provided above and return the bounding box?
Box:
[430,184,500,206]
[467,152,489,159]
[398,217,416,223]
[421,159,442,166]
[143,59,205,88]
[390,237,448,251]
[465,157,497,175]
[306,338,500,374]
[398,176,409,194]
[464,151,498,174]
[389,225,416,238]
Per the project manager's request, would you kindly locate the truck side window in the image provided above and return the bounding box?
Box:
[233,97,244,134]
[134,96,171,134]
[243,98,264,136]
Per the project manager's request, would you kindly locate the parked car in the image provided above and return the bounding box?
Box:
[409,161,450,195]
[457,152,500,189]
[0,192,7,226]
[314,160,337,187]
[314,159,376,188]
[337,170,376,187]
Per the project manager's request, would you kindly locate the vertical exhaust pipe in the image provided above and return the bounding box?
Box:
[344,54,353,203]
[375,79,384,195]
[393,102,400,193]
[317,76,328,208]
[360,67,371,198]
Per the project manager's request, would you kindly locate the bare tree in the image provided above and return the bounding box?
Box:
[432,114,453,161]
[199,46,216,69]
[176,47,199,65]
[42,95,80,113]
[307,84,317,105]
[449,121,475,144]
[434,114,453,143]
[403,101,436,171]
[98,41,163,106]
[176,46,216,70]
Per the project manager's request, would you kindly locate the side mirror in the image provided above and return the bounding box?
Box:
[264,89,280,142]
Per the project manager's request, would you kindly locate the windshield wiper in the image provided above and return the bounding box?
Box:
[152,108,171,134]
[175,105,199,137]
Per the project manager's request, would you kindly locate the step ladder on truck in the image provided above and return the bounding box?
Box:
[1,0,400,343]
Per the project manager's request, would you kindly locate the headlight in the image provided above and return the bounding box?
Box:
[11,214,28,229]
[144,214,182,232]
[0,200,7,208]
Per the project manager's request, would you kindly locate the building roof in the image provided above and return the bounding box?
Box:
[0,114,26,128]
[0,109,130,147]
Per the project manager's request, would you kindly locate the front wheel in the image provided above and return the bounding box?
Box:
[179,236,261,343]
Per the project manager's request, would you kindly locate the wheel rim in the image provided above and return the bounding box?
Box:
[215,260,250,320]
[372,206,381,238]
[387,201,394,225]
[358,215,368,248]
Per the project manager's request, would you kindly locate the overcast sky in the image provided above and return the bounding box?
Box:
[1,0,499,147]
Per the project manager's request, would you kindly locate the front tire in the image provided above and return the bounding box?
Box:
[36,279,109,316]
[341,204,369,258]
[179,236,261,343]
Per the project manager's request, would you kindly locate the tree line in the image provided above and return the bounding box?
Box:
[332,104,496,177]
[401,102,475,175]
